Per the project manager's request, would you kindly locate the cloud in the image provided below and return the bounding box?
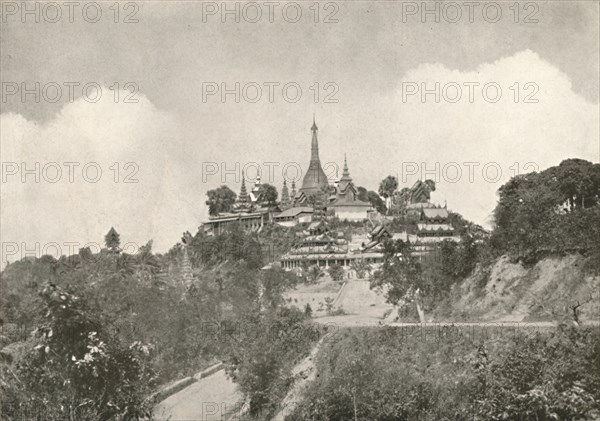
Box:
[1,91,195,260]
[365,49,599,226]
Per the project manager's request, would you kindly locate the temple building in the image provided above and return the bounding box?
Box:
[204,117,378,234]
[249,174,264,204]
[329,155,373,221]
[359,186,460,256]
[405,179,438,217]
[288,120,372,221]
[359,210,459,258]
[403,179,459,243]
[416,207,459,243]
[279,219,387,269]
[203,172,271,235]
[273,206,313,227]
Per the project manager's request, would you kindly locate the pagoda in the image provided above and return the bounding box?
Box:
[233,171,252,212]
[281,180,291,209]
[297,117,329,202]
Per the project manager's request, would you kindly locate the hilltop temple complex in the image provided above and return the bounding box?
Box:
[202,118,459,267]
[203,118,374,235]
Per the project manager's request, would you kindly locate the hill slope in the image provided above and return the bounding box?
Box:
[436,254,599,322]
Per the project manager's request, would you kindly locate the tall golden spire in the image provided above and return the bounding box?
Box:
[300,116,329,198]
[310,116,319,161]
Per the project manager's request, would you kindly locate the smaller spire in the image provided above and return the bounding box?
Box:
[281,180,290,208]
[290,181,297,200]
[340,153,352,181]
[238,171,249,203]
[311,114,318,132]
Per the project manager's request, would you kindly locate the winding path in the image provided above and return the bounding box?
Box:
[154,369,242,421]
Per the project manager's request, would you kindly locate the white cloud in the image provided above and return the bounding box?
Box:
[365,49,599,226]
[1,91,196,260]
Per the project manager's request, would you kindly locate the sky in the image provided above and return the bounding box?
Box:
[1,1,599,259]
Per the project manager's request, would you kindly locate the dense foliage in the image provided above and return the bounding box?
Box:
[288,325,600,421]
[371,159,600,321]
[327,264,344,282]
[219,307,319,418]
[357,186,387,214]
[0,225,311,419]
[370,235,480,320]
[186,224,265,269]
[491,159,600,265]
[205,185,237,215]
[257,183,279,207]
[1,284,155,420]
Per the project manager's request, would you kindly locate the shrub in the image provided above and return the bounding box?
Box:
[328,264,344,282]
[287,325,600,421]
[0,284,156,420]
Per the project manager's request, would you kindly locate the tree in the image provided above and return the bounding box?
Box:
[554,159,600,210]
[132,240,160,282]
[378,176,398,212]
[370,239,427,322]
[104,227,121,252]
[257,183,278,207]
[391,187,412,215]
[356,186,369,202]
[206,186,237,216]
[490,159,600,261]
[367,191,387,214]
[328,264,344,282]
[220,307,315,417]
[260,267,299,310]
[424,179,436,194]
[350,259,371,279]
[307,265,322,284]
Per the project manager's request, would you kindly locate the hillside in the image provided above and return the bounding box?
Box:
[286,325,600,421]
[435,254,599,323]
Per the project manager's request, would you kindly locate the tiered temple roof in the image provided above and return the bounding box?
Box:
[239,171,249,203]
[330,155,371,208]
[337,154,354,193]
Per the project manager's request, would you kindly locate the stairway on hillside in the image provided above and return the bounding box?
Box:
[335,279,395,320]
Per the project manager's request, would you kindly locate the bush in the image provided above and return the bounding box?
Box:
[0,284,156,420]
[220,307,319,418]
[287,325,600,421]
[328,264,344,282]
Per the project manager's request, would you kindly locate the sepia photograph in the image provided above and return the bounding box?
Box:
[1,1,599,420]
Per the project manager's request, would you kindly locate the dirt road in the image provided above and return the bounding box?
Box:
[154,369,242,421]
